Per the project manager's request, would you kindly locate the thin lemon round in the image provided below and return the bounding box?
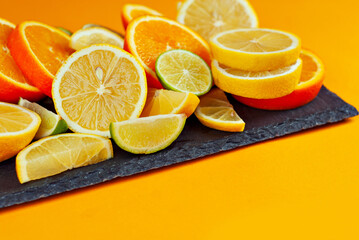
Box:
[195,88,245,132]
[52,44,147,138]
[16,133,113,183]
[155,49,212,96]
[212,58,302,99]
[0,102,41,162]
[110,114,186,154]
[18,98,68,140]
[70,27,124,50]
[210,28,301,71]
[177,0,258,41]
[141,88,200,117]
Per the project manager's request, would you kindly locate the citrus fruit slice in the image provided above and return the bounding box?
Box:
[177,0,258,41]
[121,4,162,29]
[57,27,72,36]
[82,23,124,38]
[155,49,212,96]
[16,133,113,183]
[7,21,74,97]
[212,58,302,99]
[124,15,211,89]
[0,18,44,103]
[110,114,186,154]
[18,98,68,140]
[233,49,325,110]
[0,102,41,162]
[210,28,301,71]
[70,27,124,50]
[195,88,245,132]
[52,44,147,138]
[141,88,200,117]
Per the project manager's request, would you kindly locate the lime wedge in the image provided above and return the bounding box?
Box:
[18,98,68,140]
[155,49,212,96]
[56,27,72,36]
[110,114,186,154]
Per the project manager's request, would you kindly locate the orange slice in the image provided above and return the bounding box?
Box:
[52,44,147,138]
[177,0,258,41]
[121,4,162,29]
[124,15,211,89]
[195,88,245,132]
[0,18,44,103]
[141,88,200,117]
[7,21,74,97]
[0,102,41,162]
[234,49,325,110]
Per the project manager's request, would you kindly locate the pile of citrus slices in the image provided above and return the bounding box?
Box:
[0,0,325,183]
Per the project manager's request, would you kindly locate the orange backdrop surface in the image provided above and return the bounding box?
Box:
[1,0,359,239]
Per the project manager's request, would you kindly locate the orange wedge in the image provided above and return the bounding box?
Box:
[234,49,325,110]
[52,44,147,138]
[0,18,44,103]
[121,4,162,29]
[0,102,41,162]
[124,15,211,89]
[8,21,74,97]
[141,88,200,117]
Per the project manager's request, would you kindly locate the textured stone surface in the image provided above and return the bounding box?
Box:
[0,86,357,209]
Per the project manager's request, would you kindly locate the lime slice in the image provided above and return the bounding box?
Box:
[155,49,212,96]
[18,98,68,140]
[56,27,72,36]
[110,114,186,154]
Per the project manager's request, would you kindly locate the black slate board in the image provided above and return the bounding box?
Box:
[0,86,357,209]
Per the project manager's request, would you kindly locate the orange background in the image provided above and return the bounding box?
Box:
[1,0,359,239]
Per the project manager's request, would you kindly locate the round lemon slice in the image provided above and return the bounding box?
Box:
[210,28,301,71]
[212,58,302,99]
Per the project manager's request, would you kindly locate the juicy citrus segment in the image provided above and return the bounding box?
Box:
[0,18,44,103]
[124,15,211,89]
[234,49,325,110]
[70,27,124,50]
[212,58,302,99]
[195,88,245,132]
[177,0,258,41]
[18,98,68,139]
[155,49,212,96]
[16,133,113,183]
[121,4,162,29]
[0,102,41,162]
[141,88,200,117]
[210,28,301,71]
[7,21,74,97]
[52,44,147,137]
[110,114,186,154]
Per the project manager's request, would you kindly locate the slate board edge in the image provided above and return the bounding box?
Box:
[0,93,357,209]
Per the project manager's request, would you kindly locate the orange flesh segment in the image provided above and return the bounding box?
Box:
[0,23,28,84]
[59,50,142,131]
[133,20,211,71]
[300,52,318,83]
[24,25,74,76]
[0,105,33,132]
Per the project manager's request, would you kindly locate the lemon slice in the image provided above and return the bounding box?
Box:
[52,44,147,138]
[212,59,302,99]
[19,98,68,140]
[177,0,258,41]
[110,114,186,154]
[210,28,301,71]
[70,27,124,50]
[16,133,113,183]
[155,49,212,96]
[195,88,245,132]
[141,88,200,117]
[0,102,41,162]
